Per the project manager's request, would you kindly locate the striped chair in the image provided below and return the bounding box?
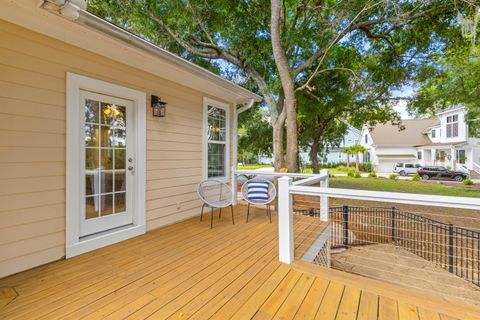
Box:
[241,178,276,223]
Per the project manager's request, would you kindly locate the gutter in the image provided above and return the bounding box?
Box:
[232,98,255,177]
[40,1,262,103]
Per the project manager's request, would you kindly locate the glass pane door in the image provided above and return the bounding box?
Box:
[80,91,134,237]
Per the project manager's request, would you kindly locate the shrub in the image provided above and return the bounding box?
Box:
[337,165,349,172]
[347,169,356,177]
[360,162,373,172]
[354,172,361,178]
[368,172,377,178]
[412,174,421,181]
[389,174,398,180]
[464,178,473,185]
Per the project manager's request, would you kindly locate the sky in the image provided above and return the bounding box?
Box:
[392,85,416,119]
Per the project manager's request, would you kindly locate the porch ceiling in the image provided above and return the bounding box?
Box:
[1,206,479,319]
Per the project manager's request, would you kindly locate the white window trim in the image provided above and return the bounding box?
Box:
[446,114,459,138]
[203,97,230,182]
[66,73,146,258]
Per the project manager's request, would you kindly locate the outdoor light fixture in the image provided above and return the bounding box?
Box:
[151,95,167,117]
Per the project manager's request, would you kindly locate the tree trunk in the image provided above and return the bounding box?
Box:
[273,118,285,171]
[310,143,320,174]
[309,124,325,174]
[271,0,298,173]
[355,153,360,171]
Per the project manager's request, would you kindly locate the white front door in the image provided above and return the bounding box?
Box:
[79,90,135,236]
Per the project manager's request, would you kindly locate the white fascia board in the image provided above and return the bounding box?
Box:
[2,0,262,104]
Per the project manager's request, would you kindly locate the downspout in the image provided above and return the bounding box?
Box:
[233,98,254,170]
[232,98,254,205]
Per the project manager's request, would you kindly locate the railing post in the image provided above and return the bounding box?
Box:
[391,207,396,242]
[278,176,294,264]
[231,166,238,205]
[448,224,454,273]
[319,169,329,221]
[343,205,349,247]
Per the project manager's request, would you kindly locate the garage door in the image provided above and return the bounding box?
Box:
[377,160,395,173]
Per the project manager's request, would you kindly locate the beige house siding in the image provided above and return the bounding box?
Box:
[0,20,235,277]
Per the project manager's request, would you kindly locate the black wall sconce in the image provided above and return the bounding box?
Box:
[151,95,167,117]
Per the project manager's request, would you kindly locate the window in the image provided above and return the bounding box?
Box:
[204,99,229,179]
[364,134,368,143]
[446,114,459,138]
[363,152,370,162]
[456,149,466,164]
[417,151,422,160]
[431,129,436,138]
[405,164,414,168]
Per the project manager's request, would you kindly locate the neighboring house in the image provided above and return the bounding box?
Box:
[360,106,480,174]
[299,126,361,165]
[0,2,260,278]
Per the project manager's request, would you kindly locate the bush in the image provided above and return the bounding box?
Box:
[368,172,377,178]
[463,178,473,185]
[354,172,361,178]
[360,162,373,172]
[347,169,356,177]
[412,174,421,181]
[389,174,398,180]
[337,165,349,172]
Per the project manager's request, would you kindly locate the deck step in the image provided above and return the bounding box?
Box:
[469,170,480,179]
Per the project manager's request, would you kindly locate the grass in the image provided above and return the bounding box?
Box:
[300,167,348,174]
[237,165,353,174]
[237,164,273,170]
[330,176,480,198]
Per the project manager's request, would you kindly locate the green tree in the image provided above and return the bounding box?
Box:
[88,0,470,172]
[350,144,368,171]
[237,106,273,163]
[341,146,354,168]
[411,45,480,136]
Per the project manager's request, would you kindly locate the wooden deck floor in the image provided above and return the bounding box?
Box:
[1,205,480,319]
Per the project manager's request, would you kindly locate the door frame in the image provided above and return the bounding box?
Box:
[66,72,146,258]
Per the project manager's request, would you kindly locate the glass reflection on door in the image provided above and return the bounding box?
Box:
[84,99,127,220]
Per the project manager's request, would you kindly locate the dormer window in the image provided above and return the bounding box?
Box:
[446,114,459,138]
[431,129,436,138]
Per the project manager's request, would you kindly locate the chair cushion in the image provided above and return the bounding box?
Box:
[247,181,269,202]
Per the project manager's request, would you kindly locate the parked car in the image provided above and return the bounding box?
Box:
[417,166,469,182]
[393,162,420,176]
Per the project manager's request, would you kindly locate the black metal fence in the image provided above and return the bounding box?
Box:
[295,206,480,287]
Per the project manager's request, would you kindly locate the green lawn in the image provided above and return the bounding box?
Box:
[237,165,346,174]
[330,177,480,198]
[301,167,347,175]
[237,164,273,170]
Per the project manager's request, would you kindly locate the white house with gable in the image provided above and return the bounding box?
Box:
[360,106,480,174]
[299,125,361,165]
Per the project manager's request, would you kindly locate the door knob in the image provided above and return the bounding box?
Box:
[128,166,134,171]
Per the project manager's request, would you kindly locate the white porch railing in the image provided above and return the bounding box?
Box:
[231,167,330,220]
[277,174,480,264]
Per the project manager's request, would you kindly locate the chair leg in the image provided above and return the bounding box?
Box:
[210,207,214,229]
[200,204,205,221]
[219,207,222,218]
[268,204,272,224]
[246,203,250,223]
[230,205,235,225]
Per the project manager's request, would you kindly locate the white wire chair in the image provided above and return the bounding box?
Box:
[197,179,234,228]
[240,177,276,223]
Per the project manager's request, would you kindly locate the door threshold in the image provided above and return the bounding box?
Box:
[66,224,145,258]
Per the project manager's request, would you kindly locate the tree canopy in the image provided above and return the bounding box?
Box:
[88,0,474,171]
